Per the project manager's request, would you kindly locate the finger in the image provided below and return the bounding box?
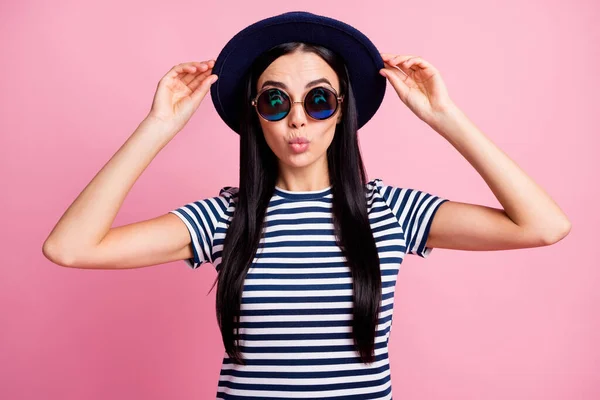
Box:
[184,60,215,69]
[384,55,416,66]
[380,53,410,60]
[165,63,193,80]
[165,61,214,87]
[195,59,216,71]
[164,60,215,80]
[178,65,201,84]
[382,72,409,101]
[403,57,439,74]
[383,56,420,77]
[192,60,216,69]
[187,67,215,92]
[181,65,212,85]
[381,53,398,63]
[190,74,218,105]
[380,64,414,99]
[383,64,412,82]
[183,59,216,76]
[391,56,422,76]
[382,63,410,79]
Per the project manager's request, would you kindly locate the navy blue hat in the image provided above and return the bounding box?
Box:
[210,11,386,135]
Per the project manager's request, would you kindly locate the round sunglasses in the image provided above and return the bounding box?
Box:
[251,86,344,122]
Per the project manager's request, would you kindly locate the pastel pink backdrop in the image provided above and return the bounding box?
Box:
[1,0,597,399]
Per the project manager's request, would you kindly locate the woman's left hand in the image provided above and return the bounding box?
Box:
[379,53,455,125]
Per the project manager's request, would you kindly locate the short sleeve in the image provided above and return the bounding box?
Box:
[169,186,238,269]
[370,178,449,258]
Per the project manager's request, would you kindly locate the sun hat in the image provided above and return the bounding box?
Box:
[209,11,386,135]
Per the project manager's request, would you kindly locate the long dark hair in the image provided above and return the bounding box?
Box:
[211,42,381,365]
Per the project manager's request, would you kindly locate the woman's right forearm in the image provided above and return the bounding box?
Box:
[43,116,178,264]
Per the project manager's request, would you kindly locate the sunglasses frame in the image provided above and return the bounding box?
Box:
[251,85,344,122]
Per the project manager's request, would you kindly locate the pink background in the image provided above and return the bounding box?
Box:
[1,0,598,399]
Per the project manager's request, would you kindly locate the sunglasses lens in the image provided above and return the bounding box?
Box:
[256,89,290,121]
[305,87,338,120]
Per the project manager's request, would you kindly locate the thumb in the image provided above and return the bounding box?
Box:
[380,66,409,102]
[190,74,218,105]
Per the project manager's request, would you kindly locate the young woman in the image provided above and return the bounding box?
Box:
[42,12,571,400]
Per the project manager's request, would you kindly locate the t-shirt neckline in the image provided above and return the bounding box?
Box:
[273,185,333,200]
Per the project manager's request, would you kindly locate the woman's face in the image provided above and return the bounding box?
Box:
[255,51,342,171]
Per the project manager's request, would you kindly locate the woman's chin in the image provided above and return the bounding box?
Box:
[281,153,314,168]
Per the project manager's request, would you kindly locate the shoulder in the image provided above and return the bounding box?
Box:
[366,178,384,192]
[174,186,239,219]
[365,177,387,200]
[365,177,447,214]
[217,186,239,217]
[215,186,239,212]
[218,186,239,202]
[365,177,438,202]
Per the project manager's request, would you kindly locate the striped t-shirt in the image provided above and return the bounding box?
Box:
[169,178,448,399]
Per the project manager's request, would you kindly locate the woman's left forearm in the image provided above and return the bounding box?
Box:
[429,104,571,243]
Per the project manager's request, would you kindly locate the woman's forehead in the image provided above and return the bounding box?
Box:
[259,77,335,92]
[258,53,339,92]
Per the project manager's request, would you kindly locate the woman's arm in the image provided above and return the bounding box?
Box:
[426,105,571,251]
[43,60,218,267]
[378,53,570,251]
[42,117,178,266]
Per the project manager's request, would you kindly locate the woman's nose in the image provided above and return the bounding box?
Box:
[288,101,307,127]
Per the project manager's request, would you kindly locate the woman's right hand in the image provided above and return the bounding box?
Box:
[146,60,218,134]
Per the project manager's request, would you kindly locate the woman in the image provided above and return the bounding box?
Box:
[43,11,571,400]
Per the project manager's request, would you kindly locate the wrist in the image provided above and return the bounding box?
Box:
[141,115,181,136]
[429,102,465,135]
[134,116,180,147]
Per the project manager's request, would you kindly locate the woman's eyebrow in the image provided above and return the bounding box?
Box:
[260,77,332,90]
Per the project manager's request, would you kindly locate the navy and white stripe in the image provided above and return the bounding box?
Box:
[169,178,448,399]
